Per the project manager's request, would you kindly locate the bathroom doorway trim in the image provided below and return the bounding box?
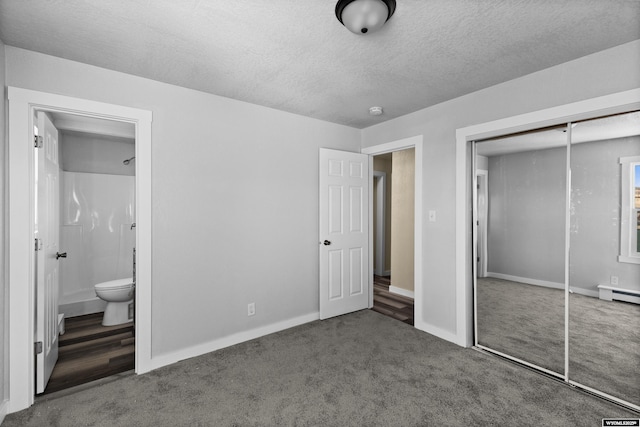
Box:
[7,87,153,412]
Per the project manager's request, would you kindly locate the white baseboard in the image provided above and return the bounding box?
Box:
[149,312,320,372]
[486,272,564,290]
[570,287,599,298]
[389,286,415,299]
[414,319,462,346]
[485,272,598,298]
[0,399,8,425]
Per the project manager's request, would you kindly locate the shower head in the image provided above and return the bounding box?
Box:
[123,156,135,165]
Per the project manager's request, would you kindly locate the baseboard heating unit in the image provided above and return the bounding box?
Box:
[597,285,640,305]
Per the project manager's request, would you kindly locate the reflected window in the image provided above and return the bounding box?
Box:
[635,164,640,253]
[619,157,640,263]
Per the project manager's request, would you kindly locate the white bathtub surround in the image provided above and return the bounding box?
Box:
[60,172,135,316]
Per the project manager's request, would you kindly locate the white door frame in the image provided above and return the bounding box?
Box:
[455,88,640,348]
[7,87,153,412]
[362,135,423,327]
[373,171,387,276]
[475,169,488,278]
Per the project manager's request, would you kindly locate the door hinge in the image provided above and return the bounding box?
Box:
[35,238,42,251]
[34,135,43,148]
[35,341,43,355]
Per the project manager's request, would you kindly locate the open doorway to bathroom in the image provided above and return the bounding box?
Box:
[34,110,137,394]
[8,87,152,411]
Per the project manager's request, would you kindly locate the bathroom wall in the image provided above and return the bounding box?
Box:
[60,131,135,176]
[59,133,136,316]
[60,172,135,309]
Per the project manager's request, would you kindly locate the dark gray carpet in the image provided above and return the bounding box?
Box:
[4,310,637,426]
[477,277,640,407]
[477,277,565,374]
[569,292,640,404]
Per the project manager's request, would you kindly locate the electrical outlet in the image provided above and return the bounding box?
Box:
[247,302,256,316]
[610,276,619,286]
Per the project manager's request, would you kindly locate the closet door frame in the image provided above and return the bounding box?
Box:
[460,88,640,412]
[471,127,571,381]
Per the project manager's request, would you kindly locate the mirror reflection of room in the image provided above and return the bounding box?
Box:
[474,110,640,410]
[475,126,567,375]
[568,112,640,407]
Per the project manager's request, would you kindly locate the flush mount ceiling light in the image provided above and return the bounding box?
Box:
[369,106,383,116]
[335,0,396,35]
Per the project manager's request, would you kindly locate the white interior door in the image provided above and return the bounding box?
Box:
[319,148,369,319]
[35,111,60,393]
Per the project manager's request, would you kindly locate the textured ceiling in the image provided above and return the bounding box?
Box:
[1,1,639,128]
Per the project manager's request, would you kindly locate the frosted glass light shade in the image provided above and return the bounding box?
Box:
[336,0,396,35]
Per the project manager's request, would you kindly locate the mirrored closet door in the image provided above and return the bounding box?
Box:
[474,110,640,411]
[568,112,640,407]
[474,126,568,376]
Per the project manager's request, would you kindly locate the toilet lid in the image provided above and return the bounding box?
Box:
[95,278,134,291]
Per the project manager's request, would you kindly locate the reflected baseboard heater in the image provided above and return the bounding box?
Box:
[597,285,640,305]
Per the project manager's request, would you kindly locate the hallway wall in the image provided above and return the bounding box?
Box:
[391,149,415,292]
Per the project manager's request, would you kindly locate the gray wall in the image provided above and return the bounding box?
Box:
[485,136,640,294]
[361,40,640,334]
[5,46,361,358]
[476,155,488,171]
[60,132,135,176]
[487,146,567,284]
[3,39,640,390]
[571,136,640,292]
[373,155,392,273]
[0,37,7,415]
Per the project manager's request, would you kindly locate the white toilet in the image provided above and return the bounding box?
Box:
[95,278,135,326]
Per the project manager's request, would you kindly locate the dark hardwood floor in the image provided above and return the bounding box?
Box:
[372,275,414,326]
[43,313,135,395]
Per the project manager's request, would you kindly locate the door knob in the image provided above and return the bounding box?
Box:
[323,240,331,246]
[56,252,67,259]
